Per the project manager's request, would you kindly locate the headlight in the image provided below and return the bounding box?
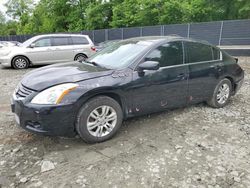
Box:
[31,83,78,104]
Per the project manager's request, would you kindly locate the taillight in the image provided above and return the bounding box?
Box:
[91,47,96,52]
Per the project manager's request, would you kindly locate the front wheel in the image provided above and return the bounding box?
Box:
[76,96,123,143]
[207,78,232,108]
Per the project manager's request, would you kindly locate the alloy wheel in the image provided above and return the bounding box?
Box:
[217,83,230,104]
[87,105,117,137]
[14,58,27,69]
[76,55,86,62]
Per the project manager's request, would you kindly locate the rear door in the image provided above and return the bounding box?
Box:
[72,36,94,57]
[184,42,220,103]
[50,36,74,63]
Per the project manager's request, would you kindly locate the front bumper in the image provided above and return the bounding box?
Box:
[0,56,12,67]
[11,96,77,137]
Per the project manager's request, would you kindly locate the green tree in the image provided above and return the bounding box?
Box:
[1,0,250,36]
[0,11,5,24]
[136,0,163,26]
[5,0,34,20]
[110,0,141,27]
[85,1,113,30]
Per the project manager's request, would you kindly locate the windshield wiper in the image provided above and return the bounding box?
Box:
[84,60,106,68]
[90,61,101,67]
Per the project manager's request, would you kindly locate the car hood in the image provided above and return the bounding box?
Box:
[0,46,23,55]
[0,46,21,50]
[21,62,113,91]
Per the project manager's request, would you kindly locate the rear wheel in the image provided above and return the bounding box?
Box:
[76,96,123,143]
[207,78,232,108]
[12,56,29,69]
[74,54,87,62]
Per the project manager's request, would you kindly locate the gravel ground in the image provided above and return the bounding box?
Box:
[0,57,250,188]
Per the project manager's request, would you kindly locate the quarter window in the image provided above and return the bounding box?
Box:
[52,37,71,46]
[186,42,213,63]
[212,47,221,60]
[72,37,89,45]
[145,42,183,67]
[34,38,51,47]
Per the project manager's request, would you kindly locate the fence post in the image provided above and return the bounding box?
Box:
[162,25,165,36]
[121,28,124,40]
[219,21,224,46]
[140,27,143,37]
[187,23,190,38]
[92,30,95,43]
[105,29,108,41]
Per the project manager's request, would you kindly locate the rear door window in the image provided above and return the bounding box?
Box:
[72,36,89,45]
[185,42,213,63]
[52,37,72,46]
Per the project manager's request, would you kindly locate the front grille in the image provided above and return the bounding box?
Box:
[15,84,35,99]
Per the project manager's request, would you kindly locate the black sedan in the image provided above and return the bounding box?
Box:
[11,36,244,143]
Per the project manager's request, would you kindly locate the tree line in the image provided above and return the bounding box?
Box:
[0,0,249,36]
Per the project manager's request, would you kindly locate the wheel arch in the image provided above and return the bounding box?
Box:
[11,55,31,67]
[77,90,128,119]
[224,76,236,92]
[74,53,88,61]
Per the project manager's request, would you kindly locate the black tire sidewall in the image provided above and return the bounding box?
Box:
[76,96,123,143]
[75,54,87,61]
[212,79,232,108]
[12,56,29,69]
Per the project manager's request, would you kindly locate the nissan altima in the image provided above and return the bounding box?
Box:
[11,36,244,143]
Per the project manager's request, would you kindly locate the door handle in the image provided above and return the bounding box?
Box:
[177,73,186,79]
[210,65,222,72]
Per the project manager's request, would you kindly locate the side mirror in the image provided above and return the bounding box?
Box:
[138,61,160,72]
[29,43,36,48]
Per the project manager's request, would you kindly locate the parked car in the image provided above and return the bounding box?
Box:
[95,40,120,51]
[11,36,244,143]
[0,41,21,47]
[0,34,96,69]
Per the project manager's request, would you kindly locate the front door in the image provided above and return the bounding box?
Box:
[26,37,53,64]
[130,41,188,115]
[50,37,74,63]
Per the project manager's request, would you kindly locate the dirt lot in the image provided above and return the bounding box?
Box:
[0,57,250,188]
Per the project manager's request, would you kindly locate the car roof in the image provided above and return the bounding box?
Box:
[35,34,89,38]
[123,36,180,43]
[122,36,213,46]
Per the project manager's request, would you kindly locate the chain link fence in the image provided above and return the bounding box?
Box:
[0,19,250,55]
[81,19,250,46]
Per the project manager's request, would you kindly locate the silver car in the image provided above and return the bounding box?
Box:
[0,34,96,69]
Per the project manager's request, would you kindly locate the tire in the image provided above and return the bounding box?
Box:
[207,78,232,108]
[76,96,123,143]
[74,54,87,62]
[12,56,29,69]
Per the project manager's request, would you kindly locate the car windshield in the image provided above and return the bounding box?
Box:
[20,36,38,47]
[87,40,151,69]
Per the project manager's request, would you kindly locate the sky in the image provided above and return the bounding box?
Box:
[0,0,7,14]
[0,0,39,20]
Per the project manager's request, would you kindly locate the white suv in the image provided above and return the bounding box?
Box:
[0,34,96,69]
